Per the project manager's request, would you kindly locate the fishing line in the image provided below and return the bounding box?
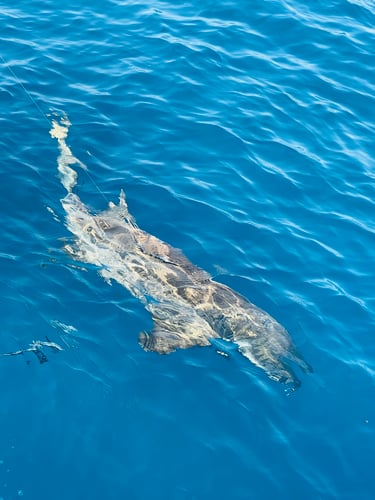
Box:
[1,53,110,204]
[0,55,109,362]
[0,53,51,126]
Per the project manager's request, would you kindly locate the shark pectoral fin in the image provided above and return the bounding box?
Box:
[138,323,213,354]
[138,302,218,354]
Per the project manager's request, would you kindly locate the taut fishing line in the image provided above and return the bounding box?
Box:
[0,53,112,362]
[0,53,109,204]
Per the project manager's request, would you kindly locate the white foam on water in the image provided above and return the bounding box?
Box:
[49,115,86,193]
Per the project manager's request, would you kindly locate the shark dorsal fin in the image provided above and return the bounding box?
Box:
[108,189,137,227]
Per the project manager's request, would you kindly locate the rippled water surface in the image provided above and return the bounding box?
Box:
[1,1,374,499]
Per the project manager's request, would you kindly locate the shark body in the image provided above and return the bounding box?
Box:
[51,117,311,391]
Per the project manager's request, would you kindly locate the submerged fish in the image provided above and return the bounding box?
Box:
[50,117,311,391]
[2,338,63,364]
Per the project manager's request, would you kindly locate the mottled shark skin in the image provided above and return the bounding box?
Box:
[51,117,312,391]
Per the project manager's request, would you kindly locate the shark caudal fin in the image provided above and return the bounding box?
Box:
[237,335,312,392]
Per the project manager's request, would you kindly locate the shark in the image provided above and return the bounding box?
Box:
[50,116,312,391]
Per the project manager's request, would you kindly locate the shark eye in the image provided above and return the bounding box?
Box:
[82,224,98,239]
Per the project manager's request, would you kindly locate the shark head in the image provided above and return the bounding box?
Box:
[61,193,93,235]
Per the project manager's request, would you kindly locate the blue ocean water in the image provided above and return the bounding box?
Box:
[0,0,374,498]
